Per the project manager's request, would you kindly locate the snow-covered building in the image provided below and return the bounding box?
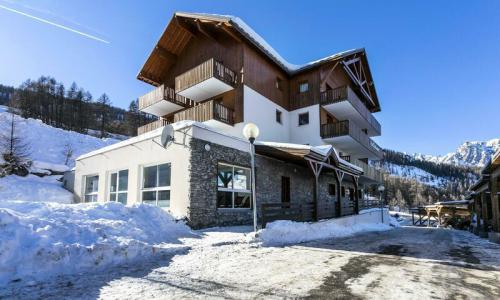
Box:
[74,12,384,228]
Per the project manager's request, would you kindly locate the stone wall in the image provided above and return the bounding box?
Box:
[187,137,359,228]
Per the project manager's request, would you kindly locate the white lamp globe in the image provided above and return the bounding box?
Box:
[242,123,260,141]
[378,185,385,192]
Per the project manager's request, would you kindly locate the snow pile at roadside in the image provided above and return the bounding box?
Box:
[0,175,73,203]
[259,208,398,245]
[0,201,193,286]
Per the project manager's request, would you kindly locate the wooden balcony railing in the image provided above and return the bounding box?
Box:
[137,118,171,135]
[320,120,383,158]
[175,58,237,94]
[138,85,194,112]
[174,99,234,125]
[320,86,381,135]
[352,159,384,183]
[290,91,318,110]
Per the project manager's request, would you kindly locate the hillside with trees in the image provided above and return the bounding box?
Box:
[377,149,479,209]
[4,76,155,138]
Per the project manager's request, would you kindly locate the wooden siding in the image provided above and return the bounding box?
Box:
[320,120,382,157]
[137,119,170,135]
[138,85,194,111]
[289,69,321,110]
[242,44,290,109]
[175,58,237,93]
[174,99,234,125]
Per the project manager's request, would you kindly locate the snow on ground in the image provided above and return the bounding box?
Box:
[0,201,194,286]
[259,208,398,245]
[0,175,73,203]
[0,109,119,169]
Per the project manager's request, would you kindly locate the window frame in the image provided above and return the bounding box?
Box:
[298,81,309,93]
[217,162,252,209]
[275,77,283,91]
[108,169,129,204]
[276,109,282,124]
[140,162,171,208]
[83,174,99,203]
[298,112,309,126]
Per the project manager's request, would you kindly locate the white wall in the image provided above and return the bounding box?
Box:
[75,128,193,217]
[289,104,323,146]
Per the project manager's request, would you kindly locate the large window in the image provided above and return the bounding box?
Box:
[109,169,128,204]
[84,175,99,202]
[141,163,171,208]
[217,163,251,209]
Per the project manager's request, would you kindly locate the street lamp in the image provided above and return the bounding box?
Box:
[378,185,385,223]
[243,123,259,232]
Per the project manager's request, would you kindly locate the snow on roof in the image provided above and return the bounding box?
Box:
[175,12,363,73]
[255,141,362,173]
[76,120,248,161]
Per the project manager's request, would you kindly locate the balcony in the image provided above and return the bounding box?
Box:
[352,159,384,183]
[137,118,170,135]
[175,58,238,102]
[174,99,234,125]
[320,120,383,160]
[139,85,194,116]
[320,86,381,136]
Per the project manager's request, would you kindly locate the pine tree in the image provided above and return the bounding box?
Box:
[0,113,31,176]
[96,93,111,138]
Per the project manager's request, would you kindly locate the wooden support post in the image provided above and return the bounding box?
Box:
[491,176,499,232]
[308,160,323,222]
[335,170,344,217]
[353,175,359,214]
[481,192,489,233]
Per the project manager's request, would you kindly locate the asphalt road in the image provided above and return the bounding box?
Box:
[2,226,500,299]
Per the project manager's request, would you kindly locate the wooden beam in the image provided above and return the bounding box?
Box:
[320,61,339,86]
[194,19,218,42]
[175,16,198,37]
[155,45,177,62]
[217,23,242,42]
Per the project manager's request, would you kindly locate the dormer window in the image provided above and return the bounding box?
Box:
[299,81,309,93]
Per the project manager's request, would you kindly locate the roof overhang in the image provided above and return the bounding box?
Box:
[137,12,381,111]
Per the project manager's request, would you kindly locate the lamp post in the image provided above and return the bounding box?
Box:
[378,185,385,223]
[243,123,260,232]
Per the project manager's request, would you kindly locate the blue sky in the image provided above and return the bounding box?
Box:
[0,0,499,155]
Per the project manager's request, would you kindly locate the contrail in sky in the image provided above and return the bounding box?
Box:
[0,4,110,44]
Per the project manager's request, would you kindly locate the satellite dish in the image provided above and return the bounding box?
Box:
[160,125,174,147]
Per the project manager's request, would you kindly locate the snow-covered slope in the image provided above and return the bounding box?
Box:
[0,107,121,203]
[383,163,448,187]
[0,107,119,171]
[413,139,500,168]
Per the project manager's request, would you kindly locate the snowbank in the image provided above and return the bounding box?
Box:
[259,208,398,246]
[0,175,73,203]
[0,201,193,286]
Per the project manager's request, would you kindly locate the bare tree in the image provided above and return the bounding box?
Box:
[62,142,74,166]
[1,113,31,176]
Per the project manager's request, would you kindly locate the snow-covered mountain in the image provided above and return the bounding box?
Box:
[413,139,500,168]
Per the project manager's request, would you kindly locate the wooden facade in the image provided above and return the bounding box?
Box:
[470,150,500,243]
